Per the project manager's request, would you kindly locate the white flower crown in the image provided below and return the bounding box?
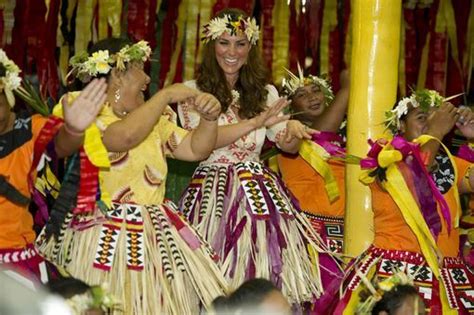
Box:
[281,63,334,106]
[384,89,444,133]
[0,49,22,108]
[69,40,152,82]
[202,14,260,45]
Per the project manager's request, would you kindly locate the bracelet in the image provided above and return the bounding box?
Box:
[201,116,218,122]
[63,124,85,137]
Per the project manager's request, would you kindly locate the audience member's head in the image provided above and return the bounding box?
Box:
[211,278,291,315]
[47,277,119,315]
[371,284,425,315]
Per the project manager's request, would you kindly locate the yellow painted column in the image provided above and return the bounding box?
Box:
[344,0,402,257]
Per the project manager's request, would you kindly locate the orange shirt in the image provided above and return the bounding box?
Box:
[0,114,47,249]
[372,156,470,258]
[278,153,345,218]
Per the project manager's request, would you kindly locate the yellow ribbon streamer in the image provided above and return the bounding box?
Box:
[268,155,279,174]
[1,0,16,45]
[383,164,441,278]
[183,1,200,81]
[299,140,340,202]
[320,0,337,75]
[75,0,96,53]
[417,32,430,89]
[196,0,217,64]
[272,0,290,85]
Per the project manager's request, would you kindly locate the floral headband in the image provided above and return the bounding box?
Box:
[0,49,22,108]
[69,40,152,82]
[281,63,334,106]
[202,14,260,45]
[66,283,121,314]
[384,89,444,134]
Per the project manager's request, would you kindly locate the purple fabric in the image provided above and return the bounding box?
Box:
[458,144,474,163]
[312,253,344,314]
[404,156,441,238]
[311,131,345,157]
[360,140,385,169]
[391,136,451,233]
[360,158,378,169]
[31,188,49,227]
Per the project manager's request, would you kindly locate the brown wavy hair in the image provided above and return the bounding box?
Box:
[196,8,270,119]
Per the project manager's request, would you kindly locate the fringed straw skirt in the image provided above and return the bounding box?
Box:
[36,200,228,314]
[179,161,340,305]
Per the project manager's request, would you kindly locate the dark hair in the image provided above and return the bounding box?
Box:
[196,8,269,119]
[372,284,421,314]
[47,277,91,299]
[212,278,280,313]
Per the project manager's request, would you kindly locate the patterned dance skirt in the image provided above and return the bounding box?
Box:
[303,212,344,254]
[179,161,341,305]
[333,246,474,315]
[36,200,228,314]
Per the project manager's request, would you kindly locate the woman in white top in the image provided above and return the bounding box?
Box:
[178,8,336,307]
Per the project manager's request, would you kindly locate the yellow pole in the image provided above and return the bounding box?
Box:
[344,0,402,257]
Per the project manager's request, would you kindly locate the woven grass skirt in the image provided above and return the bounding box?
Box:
[179,161,340,305]
[36,200,228,314]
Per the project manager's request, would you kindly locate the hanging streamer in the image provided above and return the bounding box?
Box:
[320,0,337,76]
[75,0,96,53]
[1,0,15,45]
[183,1,199,81]
[164,0,188,86]
[196,0,216,67]
[271,0,290,85]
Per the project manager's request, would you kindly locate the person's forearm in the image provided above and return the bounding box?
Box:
[313,88,349,132]
[420,132,442,168]
[103,90,171,152]
[215,119,258,149]
[54,124,84,158]
[189,118,218,159]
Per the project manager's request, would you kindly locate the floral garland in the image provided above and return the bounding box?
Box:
[66,283,121,314]
[281,63,334,106]
[0,49,22,108]
[356,271,415,314]
[201,14,260,45]
[384,89,443,134]
[69,40,152,82]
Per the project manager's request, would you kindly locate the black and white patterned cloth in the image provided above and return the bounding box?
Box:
[430,154,455,194]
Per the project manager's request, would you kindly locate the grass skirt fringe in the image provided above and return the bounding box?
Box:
[180,161,340,304]
[36,200,228,314]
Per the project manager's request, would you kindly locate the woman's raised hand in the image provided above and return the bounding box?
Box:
[251,98,290,129]
[192,93,221,121]
[62,78,107,134]
[161,83,200,104]
[456,106,474,140]
[284,120,319,142]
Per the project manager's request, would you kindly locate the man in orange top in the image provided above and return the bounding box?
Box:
[0,49,107,284]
